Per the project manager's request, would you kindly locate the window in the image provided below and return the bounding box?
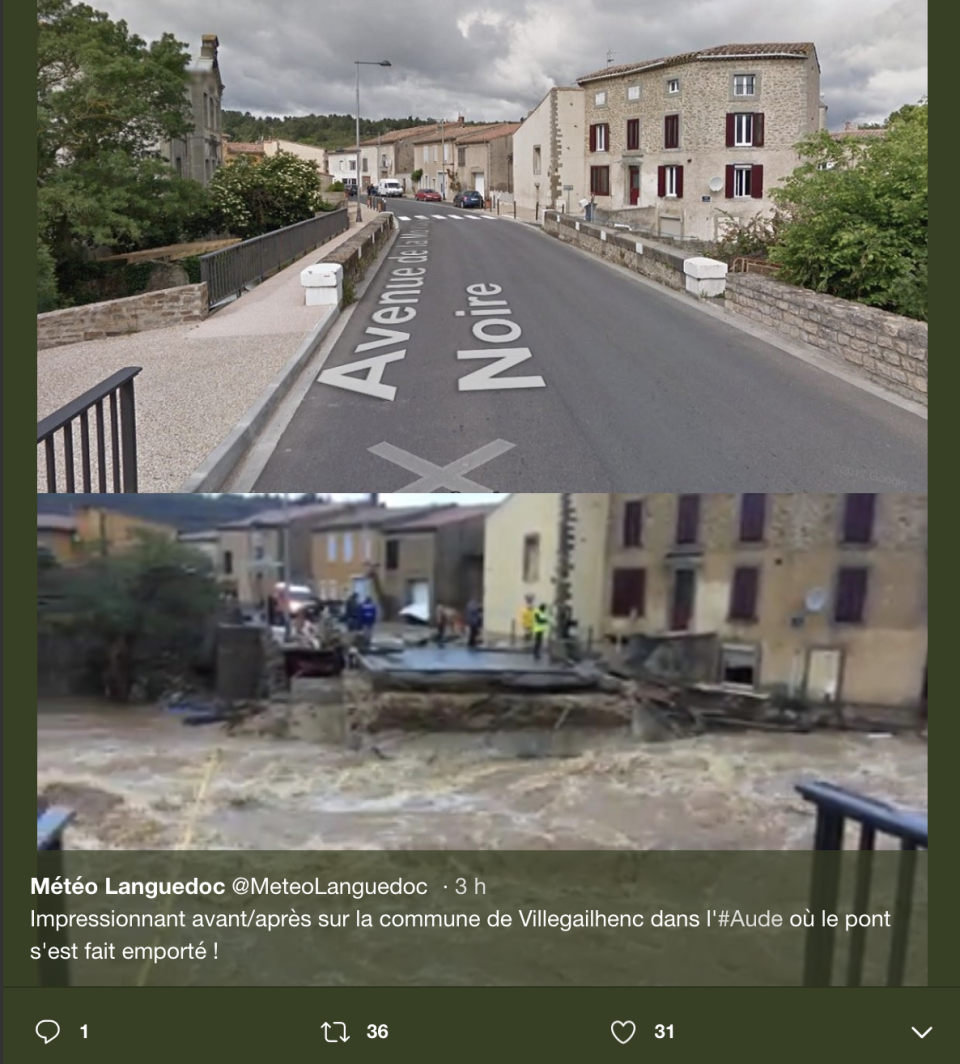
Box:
[623,500,643,547]
[457,147,466,167]
[343,533,354,562]
[223,550,233,575]
[726,164,764,199]
[729,567,760,621]
[734,74,756,96]
[590,166,610,195]
[664,114,680,149]
[658,164,683,198]
[667,78,680,94]
[626,118,640,151]
[627,84,641,101]
[611,568,646,618]
[589,123,609,152]
[676,494,700,545]
[594,90,607,106]
[726,112,765,148]
[362,158,368,172]
[385,539,400,571]
[327,534,337,562]
[739,494,767,542]
[835,567,869,623]
[532,145,542,174]
[842,494,877,544]
[670,569,696,631]
[363,534,373,562]
[253,544,265,561]
[523,534,541,582]
[721,644,759,688]
[349,159,356,171]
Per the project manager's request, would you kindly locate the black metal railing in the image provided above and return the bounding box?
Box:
[199,208,350,308]
[37,805,75,987]
[797,781,928,987]
[37,367,142,493]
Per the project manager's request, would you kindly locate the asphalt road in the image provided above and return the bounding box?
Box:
[252,199,927,491]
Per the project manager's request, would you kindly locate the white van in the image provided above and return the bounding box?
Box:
[378,179,403,197]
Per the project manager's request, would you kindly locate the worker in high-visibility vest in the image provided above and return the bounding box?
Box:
[519,595,536,644]
[531,603,550,661]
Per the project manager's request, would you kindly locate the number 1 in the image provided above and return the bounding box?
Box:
[81,1025,88,1038]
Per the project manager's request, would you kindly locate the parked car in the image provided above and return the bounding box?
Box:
[378,178,404,197]
[454,190,484,209]
[366,183,380,196]
[415,188,442,202]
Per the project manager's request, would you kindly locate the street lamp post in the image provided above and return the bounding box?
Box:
[355,59,391,221]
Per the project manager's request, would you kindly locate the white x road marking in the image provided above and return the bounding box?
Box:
[368,439,514,491]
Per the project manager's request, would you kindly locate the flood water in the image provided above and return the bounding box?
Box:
[37,699,928,851]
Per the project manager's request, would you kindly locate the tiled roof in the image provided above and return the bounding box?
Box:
[38,514,77,532]
[830,127,887,139]
[359,123,447,147]
[578,42,816,83]
[224,142,265,154]
[385,504,497,531]
[409,123,498,145]
[219,503,353,530]
[311,504,445,532]
[454,122,521,144]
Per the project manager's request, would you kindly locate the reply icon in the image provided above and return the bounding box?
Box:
[36,1020,60,1044]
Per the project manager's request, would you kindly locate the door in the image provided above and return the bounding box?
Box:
[670,569,696,631]
[474,173,485,197]
[352,576,371,599]
[437,171,445,198]
[805,649,843,703]
[629,166,640,206]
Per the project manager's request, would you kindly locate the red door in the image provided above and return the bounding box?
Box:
[629,166,640,206]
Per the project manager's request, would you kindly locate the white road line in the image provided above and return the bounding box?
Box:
[446,215,464,220]
[482,215,495,219]
[430,215,446,219]
[368,439,514,491]
[414,215,429,219]
[397,215,411,221]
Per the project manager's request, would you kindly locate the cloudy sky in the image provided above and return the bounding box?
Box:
[92,0,926,131]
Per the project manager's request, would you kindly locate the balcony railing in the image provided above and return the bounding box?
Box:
[37,367,142,493]
[199,208,350,308]
[797,780,928,987]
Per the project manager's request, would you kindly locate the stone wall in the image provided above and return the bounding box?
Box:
[725,274,928,405]
[319,212,394,294]
[37,283,208,351]
[543,210,687,291]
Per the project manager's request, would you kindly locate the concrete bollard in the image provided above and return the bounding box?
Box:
[301,262,343,307]
[683,256,728,298]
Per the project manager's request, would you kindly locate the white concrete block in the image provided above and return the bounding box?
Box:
[685,275,726,298]
[683,256,728,280]
[305,286,341,307]
[635,242,644,254]
[301,263,343,288]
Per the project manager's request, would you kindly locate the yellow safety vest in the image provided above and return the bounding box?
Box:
[520,606,535,631]
[532,609,549,634]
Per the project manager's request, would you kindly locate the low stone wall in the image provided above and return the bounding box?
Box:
[725,274,928,405]
[543,210,687,292]
[319,212,394,294]
[37,283,208,351]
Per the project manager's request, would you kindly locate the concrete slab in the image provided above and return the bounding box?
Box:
[359,646,589,677]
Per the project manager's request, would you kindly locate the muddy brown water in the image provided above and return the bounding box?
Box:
[37,699,928,850]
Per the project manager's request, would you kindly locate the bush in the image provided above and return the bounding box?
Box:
[713,210,781,263]
[37,238,60,312]
[180,256,202,284]
[329,180,345,192]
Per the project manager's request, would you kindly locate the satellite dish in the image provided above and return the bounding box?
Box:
[708,176,724,193]
[805,588,828,614]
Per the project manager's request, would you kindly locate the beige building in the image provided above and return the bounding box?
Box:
[262,139,328,172]
[454,123,520,198]
[38,514,79,565]
[513,87,586,215]
[159,35,224,186]
[484,494,928,713]
[576,42,823,240]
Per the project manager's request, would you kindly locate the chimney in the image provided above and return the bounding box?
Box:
[458,115,464,125]
[844,120,854,131]
[201,34,219,59]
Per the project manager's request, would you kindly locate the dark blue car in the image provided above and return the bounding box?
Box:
[454,190,484,209]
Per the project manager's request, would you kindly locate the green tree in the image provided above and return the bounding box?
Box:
[56,533,221,701]
[769,98,927,320]
[37,236,60,312]
[208,151,328,239]
[37,1,206,282]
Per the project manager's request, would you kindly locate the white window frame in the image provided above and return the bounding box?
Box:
[594,90,607,106]
[733,74,756,97]
[734,113,754,147]
[733,164,753,198]
[664,165,680,198]
[327,534,337,562]
[627,84,641,101]
[343,532,354,563]
[593,124,608,152]
[667,78,680,94]
[363,534,372,562]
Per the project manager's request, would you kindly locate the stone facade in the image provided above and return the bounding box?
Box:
[159,35,224,186]
[319,212,394,291]
[514,87,586,214]
[725,274,928,406]
[37,284,209,350]
[577,43,821,240]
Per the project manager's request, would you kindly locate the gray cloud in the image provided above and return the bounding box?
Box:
[92,0,927,130]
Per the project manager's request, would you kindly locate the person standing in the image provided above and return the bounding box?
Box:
[531,603,550,661]
[360,596,378,638]
[520,595,535,645]
[466,600,483,649]
[435,604,449,646]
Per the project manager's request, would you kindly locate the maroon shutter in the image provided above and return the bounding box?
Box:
[611,568,646,617]
[726,113,736,148]
[676,494,700,544]
[729,567,760,621]
[725,164,735,198]
[739,494,767,542]
[843,494,876,544]
[603,123,610,151]
[751,164,764,198]
[589,125,596,152]
[675,165,684,199]
[658,165,666,197]
[835,568,869,623]
[754,113,764,147]
[623,500,643,547]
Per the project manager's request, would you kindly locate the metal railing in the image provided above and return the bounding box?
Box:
[37,805,75,987]
[199,208,350,308]
[797,781,928,987]
[37,367,142,493]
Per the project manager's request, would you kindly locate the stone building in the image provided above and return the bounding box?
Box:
[483,493,928,714]
[576,42,823,240]
[513,87,586,215]
[159,34,224,186]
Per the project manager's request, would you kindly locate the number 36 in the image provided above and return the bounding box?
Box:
[367,1025,389,1039]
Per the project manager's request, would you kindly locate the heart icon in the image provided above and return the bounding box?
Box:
[611,1021,636,1045]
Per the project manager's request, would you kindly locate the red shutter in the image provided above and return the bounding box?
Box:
[675,165,684,199]
[754,113,765,147]
[603,123,610,151]
[589,125,596,152]
[658,166,666,197]
[725,164,735,198]
[751,164,764,198]
[726,113,736,148]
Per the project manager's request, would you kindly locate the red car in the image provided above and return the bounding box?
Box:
[415,188,442,202]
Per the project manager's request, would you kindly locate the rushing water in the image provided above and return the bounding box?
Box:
[38,699,928,851]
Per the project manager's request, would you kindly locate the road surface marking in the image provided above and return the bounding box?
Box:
[414,215,430,219]
[368,439,515,491]
[457,348,545,390]
[318,351,406,401]
[397,215,411,221]
[447,215,464,220]
[430,215,446,219]
[482,215,495,219]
